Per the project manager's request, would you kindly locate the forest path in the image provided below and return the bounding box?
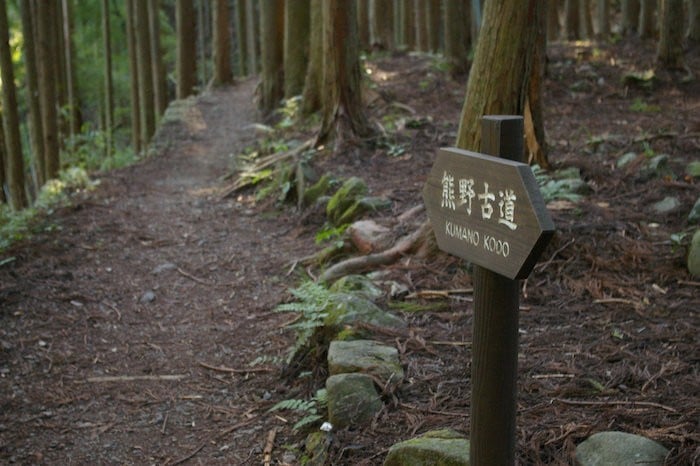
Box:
[0,79,310,464]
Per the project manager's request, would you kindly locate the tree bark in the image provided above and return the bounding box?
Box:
[455,0,545,161]
[547,0,561,41]
[125,0,141,153]
[580,0,594,38]
[62,0,80,138]
[20,0,45,186]
[317,0,374,148]
[357,0,370,50]
[176,0,197,99]
[37,0,60,180]
[245,0,260,73]
[689,0,700,41]
[564,0,580,39]
[370,0,393,49]
[402,0,415,50]
[301,0,323,115]
[0,0,27,209]
[197,0,209,86]
[415,0,428,51]
[259,0,285,115]
[621,0,640,35]
[444,0,470,75]
[235,0,249,75]
[213,0,233,85]
[149,0,168,116]
[0,114,6,204]
[596,0,610,38]
[657,0,685,69]
[426,0,440,53]
[284,0,310,97]
[135,0,155,146]
[638,0,656,39]
[102,0,114,156]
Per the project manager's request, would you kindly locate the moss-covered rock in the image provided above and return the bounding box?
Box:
[325,293,406,332]
[575,431,669,466]
[384,429,470,466]
[303,173,333,207]
[328,340,404,391]
[326,373,382,428]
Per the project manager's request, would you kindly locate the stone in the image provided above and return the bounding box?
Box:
[688,197,700,224]
[139,290,156,304]
[651,196,681,214]
[575,431,669,466]
[151,263,177,274]
[325,293,407,333]
[326,373,382,428]
[328,340,404,391]
[384,429,470,466]
[347,220,393,254]
[326,177,368,225]
[688,230,700,277]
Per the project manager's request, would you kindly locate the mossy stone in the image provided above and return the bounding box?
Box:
[328,340,404,390]
[326,177,368,224]
[575,431,668,466]
[326,373,382,428]
[384,429,470,466]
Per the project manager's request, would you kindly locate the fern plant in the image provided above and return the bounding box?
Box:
[269,388,328,432]
[275,281,334,363]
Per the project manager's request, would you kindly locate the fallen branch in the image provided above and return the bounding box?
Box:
[177,267,213,286]
[263,428,278,466]
[197,361,273,374]
[554,398,677,413]
[318,221,432,283]
[169,442,206,466]
[86,374,187,383]
[399,402,469,418]
[405,288,473,299]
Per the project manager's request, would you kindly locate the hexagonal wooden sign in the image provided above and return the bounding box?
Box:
[423,147,555,279]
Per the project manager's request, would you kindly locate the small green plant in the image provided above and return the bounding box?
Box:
[275,281,335,363]
[315,223,349,245]
[629,98,661,113]
[268,388,327,432]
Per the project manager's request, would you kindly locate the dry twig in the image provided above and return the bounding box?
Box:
[197,361,273,374]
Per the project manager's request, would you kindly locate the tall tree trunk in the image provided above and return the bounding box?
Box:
[149,0,168,116]
[284,0,310,97]
[402,0,415,50]
[427,0,440,52]
[564,0,580,39]
[102,0,114,156]
[444,0,470,75]
[547,0,561,41]
[135,0,155,146]
[125,0,141,153]
[301,0,323,115]
[689,0,700,41]
[236,0,249,75]
[580,0,594,38]
[456,0,545,159]
[638,0,656,39]
[176,0,197,98]
[525,3,549,168]
[357,0,370,50]
[621,0,640,35]
[0,114,6,204]
[657,0,685,68]
[370,0,393,49]
[213,0,233,85]
[259,0,285,115]
[415,0,428,51]
[197,0,209,86]
[54,0,69,141]
[37,0,60,180]
[245,0,260,73]
[0,0,27,209]
[596,0,610,38]
[62,0,80,138]
[318,0,374,148]
[20,0,45,186]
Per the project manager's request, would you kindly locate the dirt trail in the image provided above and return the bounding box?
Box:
[0,80,309,464]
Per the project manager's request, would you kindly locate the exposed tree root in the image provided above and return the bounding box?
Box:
[318,221,432,283]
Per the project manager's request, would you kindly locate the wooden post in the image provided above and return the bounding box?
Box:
[470,116,524,466]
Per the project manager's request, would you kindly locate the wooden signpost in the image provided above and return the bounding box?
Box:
[423,116,555,465]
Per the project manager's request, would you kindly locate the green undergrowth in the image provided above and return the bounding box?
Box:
[0,167,97,254]
[268,387,328,432]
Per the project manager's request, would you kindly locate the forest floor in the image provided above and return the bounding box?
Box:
[1,40,699,465]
